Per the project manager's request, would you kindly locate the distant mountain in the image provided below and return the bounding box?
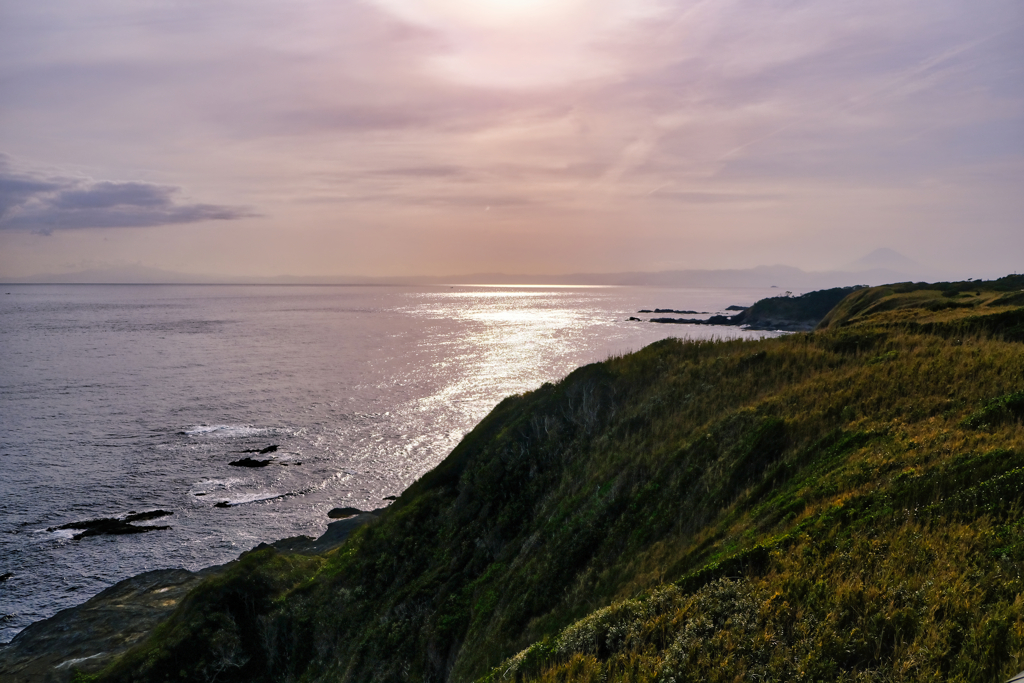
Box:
[4,264,224,284]
[0,266,385,286]
[846,248,920,273]
[420,264,928,289]
[1,260,949,289]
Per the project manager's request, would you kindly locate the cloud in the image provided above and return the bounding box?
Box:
[650,190,782,204]
[0,0,1020,276]
[0,156,256,233]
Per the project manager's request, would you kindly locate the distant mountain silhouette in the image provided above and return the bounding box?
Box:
[846,248,920,273]
[1,256,956,290]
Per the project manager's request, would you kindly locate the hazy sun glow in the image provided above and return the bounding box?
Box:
[1,0,1020,281]
[371,0,657,87]
[377,0,588,30]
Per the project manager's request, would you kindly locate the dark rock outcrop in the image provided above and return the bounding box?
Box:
[327,506,364,519]
[647,286,864,331]
[228,457,272,467]
[240,445,279,454]
[246,512,380,556]
[46,512,173,540]
[649,316,732,325]
[122,511,172,523]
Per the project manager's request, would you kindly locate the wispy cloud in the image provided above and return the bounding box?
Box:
[0,156,255,234]
[0,0,1020,276]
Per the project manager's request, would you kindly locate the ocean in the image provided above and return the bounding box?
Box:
[0,283,783,642]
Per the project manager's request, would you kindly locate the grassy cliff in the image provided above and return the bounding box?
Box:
[88,276,1024,683]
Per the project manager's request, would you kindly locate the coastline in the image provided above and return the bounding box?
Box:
[0,512,380,682]
[7,278,1022,681]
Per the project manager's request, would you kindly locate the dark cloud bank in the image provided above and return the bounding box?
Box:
[0,157,255,233]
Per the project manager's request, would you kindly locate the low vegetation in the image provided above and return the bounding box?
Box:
[85,275,1024,683]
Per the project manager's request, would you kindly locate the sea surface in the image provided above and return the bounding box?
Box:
[0,283,783,642]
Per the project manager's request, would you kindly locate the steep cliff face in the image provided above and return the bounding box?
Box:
[59,277,1024,682]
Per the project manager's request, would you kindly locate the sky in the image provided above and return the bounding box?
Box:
[0,0,1021,280]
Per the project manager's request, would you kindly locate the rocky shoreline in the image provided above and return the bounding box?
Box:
[0,510,382,683]
[631,285,865,332]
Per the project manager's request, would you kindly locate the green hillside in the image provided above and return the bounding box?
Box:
[818,275,1024,340]
[86,276,1024,683]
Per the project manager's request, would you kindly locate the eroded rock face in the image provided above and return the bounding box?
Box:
[0,568,212,682]
[0,512,381,683]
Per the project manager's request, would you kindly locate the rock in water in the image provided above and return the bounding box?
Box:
[123,510,173,523]
[328,506,364,519]
[228,457,272,467]
[235,444,276,454]
[46,512,173,540]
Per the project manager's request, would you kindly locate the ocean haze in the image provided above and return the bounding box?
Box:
[0,248,978,288]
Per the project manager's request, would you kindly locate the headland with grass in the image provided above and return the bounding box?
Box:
[4,275,1024,683]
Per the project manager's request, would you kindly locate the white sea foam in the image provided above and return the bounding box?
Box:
[216,491,288,507]
[190,478,244,496]
[184,424,275,438]
[47,529,77,540]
